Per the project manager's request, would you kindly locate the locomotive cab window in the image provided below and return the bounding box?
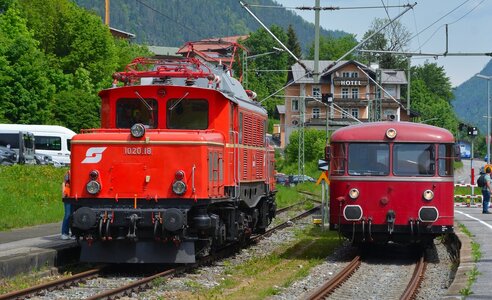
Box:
[167,99,208,130]
[116,98,158,129]
[393,144,435,176]
[348,143,389,176]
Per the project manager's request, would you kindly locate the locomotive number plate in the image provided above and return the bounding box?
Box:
[124,147,152,155]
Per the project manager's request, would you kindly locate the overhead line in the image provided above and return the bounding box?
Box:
[134,0,202,40]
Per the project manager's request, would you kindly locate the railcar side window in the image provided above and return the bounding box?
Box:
[393,144,435,176]
[438,144,454,176]
[116,98,158,129]
[167,99,208,130]
[348,143,389,176]
[330,143,346,175]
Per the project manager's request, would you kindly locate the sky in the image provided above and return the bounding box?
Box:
[273,0,492,87]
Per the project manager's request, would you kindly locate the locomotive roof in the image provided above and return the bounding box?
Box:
[106,57,267,116]
[330,121,455,143]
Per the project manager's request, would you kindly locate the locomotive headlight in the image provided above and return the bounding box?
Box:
[423,189,434,201]
[89,170,99,180]
[86,180,101,195]
[348,188,360,200]
[172,180,187,195]
[130,123,146,138]
[386,128,397,139]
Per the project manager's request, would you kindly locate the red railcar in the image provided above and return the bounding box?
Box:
[327,121,455,244]
[63,50,276,263]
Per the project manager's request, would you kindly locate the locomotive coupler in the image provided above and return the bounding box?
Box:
[386,210,396,234]
[367,217,373,242]
[126,214,141,240]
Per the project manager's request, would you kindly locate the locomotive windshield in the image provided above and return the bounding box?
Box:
[348,143,389,176]
[438,144,454,176]
[167,99,208,130]
[116,98,158,129]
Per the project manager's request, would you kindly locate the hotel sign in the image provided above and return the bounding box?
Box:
[334,79,368,86]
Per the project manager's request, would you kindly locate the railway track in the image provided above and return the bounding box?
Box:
[1,204,319,300]
[305,251,427,300]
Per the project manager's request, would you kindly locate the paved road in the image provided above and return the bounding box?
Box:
[456,158,486,184]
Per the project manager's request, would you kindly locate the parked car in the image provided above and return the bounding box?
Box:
[275,173,289,186]
[289,174,316,185]
[0,146,17,165]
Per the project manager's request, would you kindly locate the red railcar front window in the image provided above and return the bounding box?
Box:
[393,143,435,176]
[330,143,346,175]
[348,143,389,176]
[116,98,158,129]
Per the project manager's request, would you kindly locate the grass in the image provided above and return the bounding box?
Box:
[176,225,339,299]
[0,165,67,231]
[457,223,482,296]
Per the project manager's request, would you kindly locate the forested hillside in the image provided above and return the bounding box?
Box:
[453,60,492,133]
[74,0,348,50]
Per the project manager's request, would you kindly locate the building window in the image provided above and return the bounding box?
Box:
[351,88,359,99]
[292,99,299,111]
[341,88,349,99]
[383,85,397,98]
[351,108,359,119]
[342,71,358,78]
[312,86,321,98]
[342,108,349,119]
[312,107,320,119]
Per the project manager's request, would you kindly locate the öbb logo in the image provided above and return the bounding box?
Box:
[82,147,107,164]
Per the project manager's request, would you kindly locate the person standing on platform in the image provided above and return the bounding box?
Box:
[482,167,492,214]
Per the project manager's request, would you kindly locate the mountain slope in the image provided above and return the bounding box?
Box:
[75,0,347,50]
[453,59,492,132]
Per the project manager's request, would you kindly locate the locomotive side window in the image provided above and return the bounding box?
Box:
[330,143,346,175]
[438,144,454,176]
[348,143,389,176]
[393,144,435,176]
[116,98,158,128]
[167,99,208,130]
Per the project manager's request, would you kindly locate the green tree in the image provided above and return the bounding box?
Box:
[286,24,302,66]
[0,4,55,123]
[411,61,453,103]
[242,26,289,115]
[308,34,358,61]
[410,79,458,133]
[360,18,410,69]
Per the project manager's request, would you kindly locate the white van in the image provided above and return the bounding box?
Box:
[0,124,76,166]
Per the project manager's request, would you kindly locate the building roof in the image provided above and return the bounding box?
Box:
[147,46,180,57]
[276,104,286,114]
[176,35,249,64]
[290,60,374,84]
[109,27,135,39]
[381,70,408,84]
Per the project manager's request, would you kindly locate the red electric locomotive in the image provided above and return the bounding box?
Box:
[326,121,455,245]
[63,45,276,263]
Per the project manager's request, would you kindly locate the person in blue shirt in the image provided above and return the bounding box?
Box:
[482,167,492,214]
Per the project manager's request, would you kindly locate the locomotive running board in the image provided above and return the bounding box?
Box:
[79,240,195,263]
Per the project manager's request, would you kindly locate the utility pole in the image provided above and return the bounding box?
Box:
[105,0,110,25]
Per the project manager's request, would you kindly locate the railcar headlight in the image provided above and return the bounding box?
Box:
[348,188,360,200]
[423,189,434,201]
[130,123,146,138]
[386,128,397,139]
[86,180,101,195]
[172,180,187,195]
